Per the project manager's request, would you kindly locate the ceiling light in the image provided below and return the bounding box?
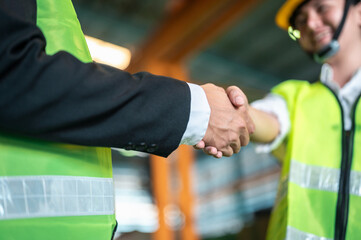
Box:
[85,35,131,70]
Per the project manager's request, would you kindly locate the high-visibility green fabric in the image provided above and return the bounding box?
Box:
[36,0,92,61]
[266,80,361,240]
[0,0,116,239]
[288,183,337,238]
[266,177,288,240]
[0,216,115,240]
[346,195,361,239]
[346,97,361,240]
[0,133,112,177]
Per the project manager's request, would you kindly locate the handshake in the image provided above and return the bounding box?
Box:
[194,84,255,158]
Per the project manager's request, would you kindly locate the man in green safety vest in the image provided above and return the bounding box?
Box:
[0,0,254,239]
[206,0,361,239]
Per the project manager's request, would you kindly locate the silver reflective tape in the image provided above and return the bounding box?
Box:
[290,159,361,197]
[0,176,114,220]
[350,171,361,196]
[286,226,332,240]
[289,160,340,192]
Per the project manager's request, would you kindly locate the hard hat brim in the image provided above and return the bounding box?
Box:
[275,0,306,30]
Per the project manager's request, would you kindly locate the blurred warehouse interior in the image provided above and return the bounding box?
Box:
[71,0,322,239]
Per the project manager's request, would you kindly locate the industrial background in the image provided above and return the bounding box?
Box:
[71,0,322,239]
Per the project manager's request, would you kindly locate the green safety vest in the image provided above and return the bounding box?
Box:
[266,80,361,240]
[0,0,116,239]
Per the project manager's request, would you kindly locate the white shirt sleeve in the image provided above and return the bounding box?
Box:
[250,93,291,153]
[180,83,211,145]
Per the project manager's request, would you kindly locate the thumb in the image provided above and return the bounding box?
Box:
[226,86,246,107]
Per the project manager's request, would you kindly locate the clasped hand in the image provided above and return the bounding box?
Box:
[194,84,254,158]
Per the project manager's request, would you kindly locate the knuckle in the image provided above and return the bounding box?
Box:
[240,107,247,113]
[249,123,256,134]
[237,122,246,132]
[241,134,250,146]
[229,133,239,143]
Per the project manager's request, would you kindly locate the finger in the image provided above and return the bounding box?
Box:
[239,128,250,147]
[194,140,205,149]
[222,146,234,157]
[203,148,222,158]
[204,146,218,155]
[211,151,223,158]
[230,138,241,154]
[226,86,246,107]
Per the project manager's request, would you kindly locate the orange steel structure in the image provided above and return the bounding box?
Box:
[127,0,264,239]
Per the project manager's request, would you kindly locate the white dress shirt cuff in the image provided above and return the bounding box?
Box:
[180,83,211,145]
[251,93,290,153]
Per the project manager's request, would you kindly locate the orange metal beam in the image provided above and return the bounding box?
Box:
[164,0,264,62]
[177,145,198,240]
[151,154,174,240]
[144,61,196,240]
[128,0,264,69]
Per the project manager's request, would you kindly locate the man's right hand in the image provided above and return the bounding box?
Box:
[197,84,254,157]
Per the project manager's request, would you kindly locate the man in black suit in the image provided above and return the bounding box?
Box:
[0,1,253,158]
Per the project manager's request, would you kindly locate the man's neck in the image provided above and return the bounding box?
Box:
[327,49,361,88]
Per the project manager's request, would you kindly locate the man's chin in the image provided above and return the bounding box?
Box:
[316,38,334,52]
[300,41,334,60]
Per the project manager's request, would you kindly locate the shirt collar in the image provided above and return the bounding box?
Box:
[320,63,339,93]
[320,63,361,105]
[320,63,361,89]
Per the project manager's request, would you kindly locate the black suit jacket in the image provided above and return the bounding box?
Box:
[0,1,191,157]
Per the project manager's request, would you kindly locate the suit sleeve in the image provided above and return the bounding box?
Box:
[0,8,191,157]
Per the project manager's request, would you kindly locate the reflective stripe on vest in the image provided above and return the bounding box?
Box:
[0,176,114,220]
[290,159,340,193]
[290,159,361,197]
[286,226,332,240]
